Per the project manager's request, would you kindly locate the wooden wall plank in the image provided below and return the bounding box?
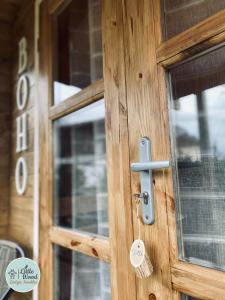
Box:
[8,2,35,271]
[0,6,13,239]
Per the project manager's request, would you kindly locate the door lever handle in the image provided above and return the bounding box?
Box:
[130,137,170,225]
[131,161,170,172]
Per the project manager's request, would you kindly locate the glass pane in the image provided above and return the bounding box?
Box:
[169,45,225,271]
[54,245,111,300]
[161,0,225,39]
[53,99,108,236]
[181,294,198,300]
[52,0,103,104]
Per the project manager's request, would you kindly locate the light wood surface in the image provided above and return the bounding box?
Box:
[49,79,104,120]
[102,0,137,299]
[157,8,225,67]
[155,1,225,300]
[38,1,53,299]
[2,0,225,300]
[38,1,138,300]
[123,0,174,298]
[50,227,110,263]
[172,262,225,299]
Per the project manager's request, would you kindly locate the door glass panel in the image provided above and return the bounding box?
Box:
[181,295,198,300]
[169,45,225,271]
[54,245,111,300]
[161,0,225,39]
[52,0,102,104]
[53,99,108,236]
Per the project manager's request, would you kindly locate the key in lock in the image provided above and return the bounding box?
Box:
[133,191,149,205]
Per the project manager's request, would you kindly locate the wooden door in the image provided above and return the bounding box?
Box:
[122,0,225,299]
[37,0,225,299]
[37,0,136,299]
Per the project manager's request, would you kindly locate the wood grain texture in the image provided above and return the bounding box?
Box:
[155,1,225,300]
[49,79,104,120]
[102,0,137,299]
[123,0,174,299]
[50,227,110,262]
[48,0,67,14]
[161,0,225,40]
[8,2,35,262]
[172,262,225,300]
[157,8,225,67]
[38,1,53,299]
[0,9,13,240]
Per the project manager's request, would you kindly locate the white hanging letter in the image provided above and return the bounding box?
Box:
[15,157,28,195]
[18,37,28,75]
[16,75,29,110]
[16,113,28,153]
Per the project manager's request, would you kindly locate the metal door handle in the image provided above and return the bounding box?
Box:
[130,137,170,225]
[131,161,169,172]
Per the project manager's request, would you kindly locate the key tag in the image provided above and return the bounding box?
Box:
[130,198,153,278]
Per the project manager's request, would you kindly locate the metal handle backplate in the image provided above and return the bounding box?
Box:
[131,137,170,225]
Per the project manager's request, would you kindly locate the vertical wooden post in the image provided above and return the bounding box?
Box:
[122,0,174,298]
[38,1,53,299]
[102,0,137,299]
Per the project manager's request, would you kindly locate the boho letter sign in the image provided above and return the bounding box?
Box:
[15,37,29,196]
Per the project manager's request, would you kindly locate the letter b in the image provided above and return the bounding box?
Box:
[18,37,28,75]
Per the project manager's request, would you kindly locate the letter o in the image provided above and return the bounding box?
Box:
[16,75,29,110]
[15,157,28,195]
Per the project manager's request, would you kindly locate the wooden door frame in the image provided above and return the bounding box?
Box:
[154,1,225,299]
[37,0,136,299]
[36,0,225,299]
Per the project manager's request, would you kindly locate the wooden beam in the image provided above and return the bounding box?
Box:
[102,0,137,298]
[49,79,104,120]
[48,0,69,14]
[157,8,225,67]
[49,227,111,263]
[121,0,177,299]
[172,262,225,300]
[38,1,53,299]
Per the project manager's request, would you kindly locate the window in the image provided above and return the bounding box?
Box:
[52,0,103,104]
[161,0,225,39]
[169,45,225,271]
[53,99,109,236]
[54,245,111,300]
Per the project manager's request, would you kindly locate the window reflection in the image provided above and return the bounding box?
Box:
[181,294,198,300]
[161,0,225,39]
[53,99,108,236]
[53,0,103,104]
[170,46,225,271]
[54,246,111,300]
